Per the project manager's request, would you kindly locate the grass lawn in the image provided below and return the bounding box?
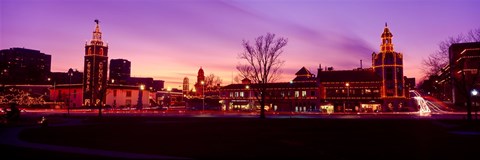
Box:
[15,116,480,159]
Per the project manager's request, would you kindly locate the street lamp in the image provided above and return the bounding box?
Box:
[345,82,350,112]
[472,89,478,120]
[137,84,145,110]
[201,81,205,111]
[167,87,172,108]
[68,68,73,116]
[48,78,56,107]
[245,85,250,111]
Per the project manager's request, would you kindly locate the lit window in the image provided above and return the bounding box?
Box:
[365,89,371,94]
[302,91,307,97]
[295,91,299,98]
[240,92,244,97]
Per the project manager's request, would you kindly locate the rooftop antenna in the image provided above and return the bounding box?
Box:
[360,60,363,69]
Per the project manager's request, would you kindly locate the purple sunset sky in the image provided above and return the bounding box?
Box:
[1,0,479,88]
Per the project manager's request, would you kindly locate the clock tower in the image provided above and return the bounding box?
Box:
[372,23,406,111]
[83,19,109,107]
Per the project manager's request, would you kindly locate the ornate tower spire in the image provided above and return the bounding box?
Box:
[380,22,394,52]
[195,67,206,97]
[372,23,406,111]
[83,20,109,107]
[91,19,103,46]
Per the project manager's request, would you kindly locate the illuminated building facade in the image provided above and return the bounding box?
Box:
[219,24,414,112]
[0,48,51,84]
[43,20,150,109]
[109,59,131,84]
[50,84,149,109]
[317,67,383,112]
[183,77,189,96]
[83,20,109,107]
[430,42,480,106]
[194,67,205,97]
[51,69,83,85]
[372,23,407,111]
[220,67,319,112]
[105,85,149,108]
[449,42,480,106]
[49,84,83,108]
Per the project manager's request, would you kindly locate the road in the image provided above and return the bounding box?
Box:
[18,108,469,120]
[410,90,463,115]
[11,91,473,120]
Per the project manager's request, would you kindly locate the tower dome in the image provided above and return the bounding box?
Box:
[198,67,204,77]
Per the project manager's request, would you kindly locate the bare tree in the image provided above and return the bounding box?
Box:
[237,33,287,119]
[204,74,222,90]
[422,28,480,76]
[467,28,480,42]
[233,75,242,84]
[422,28,480,122]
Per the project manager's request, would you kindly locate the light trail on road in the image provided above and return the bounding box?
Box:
[410,90,450,116]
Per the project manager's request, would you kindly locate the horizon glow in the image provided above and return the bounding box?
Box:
[1,0,479,88]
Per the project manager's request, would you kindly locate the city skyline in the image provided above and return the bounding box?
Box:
[2,0,480,88]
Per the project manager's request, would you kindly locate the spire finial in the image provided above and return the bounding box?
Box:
[381,23,393,52]
[90,19,103,45]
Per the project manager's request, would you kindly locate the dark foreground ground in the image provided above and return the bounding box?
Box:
[1,114,480,160]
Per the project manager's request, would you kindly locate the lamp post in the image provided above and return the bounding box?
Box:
[68,69,73,116]
[345,82,350,113]
[137,84,145,110]
[167,87,172,108]
[191,88,196,110]
[472,89,478,120]
[201,81,205,111]
[1,69,7,93]
[245,85,250,111]
[48,78,57,107]
[192,88,196,98]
